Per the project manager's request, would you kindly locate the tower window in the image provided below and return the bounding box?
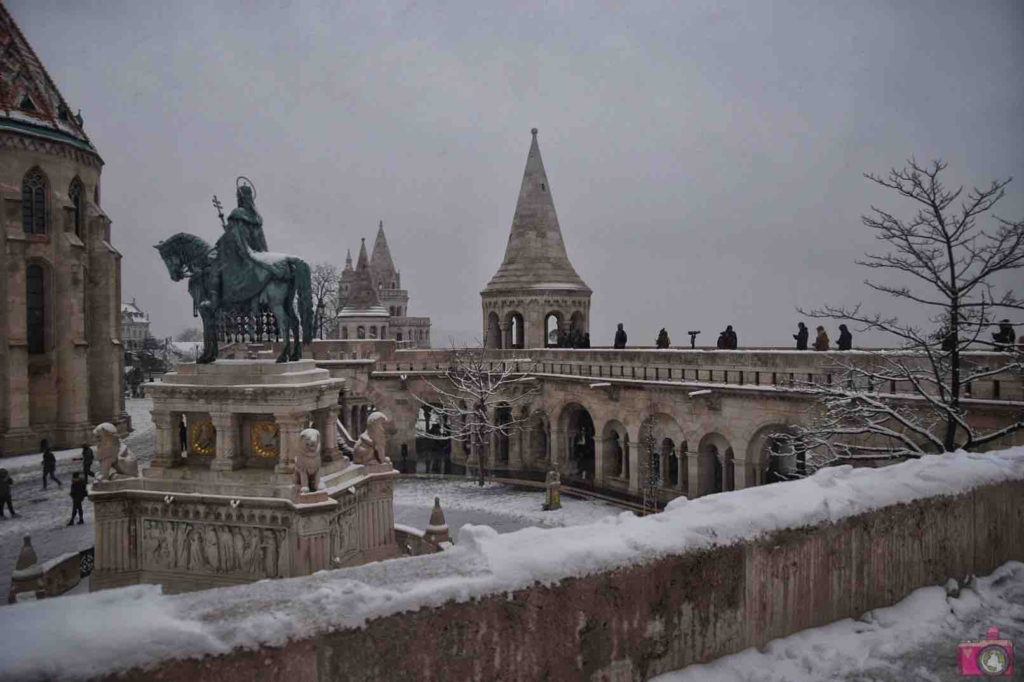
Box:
[540,183,546,191]
[22,167,48,234]
[27,264,45,354]
[69,177,84,238]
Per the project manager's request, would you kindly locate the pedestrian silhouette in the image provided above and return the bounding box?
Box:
[837,324,852,350]
[41,439,61,490]
[68,472,87,526]
[813,326,830,351]
[656,328,671,349]
[613,323,627,349]
[794,322,808,350]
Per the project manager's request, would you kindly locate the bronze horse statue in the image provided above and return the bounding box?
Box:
[155,231,313,363]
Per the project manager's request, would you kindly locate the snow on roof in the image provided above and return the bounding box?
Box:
[1,447,1022,681]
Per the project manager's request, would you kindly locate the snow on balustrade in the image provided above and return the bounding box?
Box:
[2,447,1023,681]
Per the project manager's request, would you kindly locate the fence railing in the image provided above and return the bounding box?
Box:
[216,310,280,344]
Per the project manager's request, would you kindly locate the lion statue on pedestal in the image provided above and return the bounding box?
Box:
[296,428,322,493]
[92,423,140,480]
[353,412,391,465]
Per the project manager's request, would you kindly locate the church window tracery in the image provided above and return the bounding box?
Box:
[26,263,46,354]
[69,177,84,238]
[22,167,48,234]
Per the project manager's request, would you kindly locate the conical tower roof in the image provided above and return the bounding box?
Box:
[484,129,589,294]
[339,238,387,317]
[344,249,353,272]
[370,220,399,284]
[0,4,98,155]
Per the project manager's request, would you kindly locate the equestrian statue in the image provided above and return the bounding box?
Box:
[154,178,313,363]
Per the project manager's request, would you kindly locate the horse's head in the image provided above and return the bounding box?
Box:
[154,233,212,282]
[154,240,184,281]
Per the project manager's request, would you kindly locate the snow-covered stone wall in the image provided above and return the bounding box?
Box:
[2,448,1023,682]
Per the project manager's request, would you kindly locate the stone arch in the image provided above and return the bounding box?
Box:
[505,310,525,349]
[486,311,502,349]
[557,402,596,479]
[639,413,686,491]
[600,419,628,482]
[523,410,549,468]
[544,311,563,347]
[697,432,734,496]
[745,423,804,486]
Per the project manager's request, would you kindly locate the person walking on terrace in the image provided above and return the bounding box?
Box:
[68,472,87,526]
[41,439,61,490]
[813,325,830,351]
[794,322,809,350]
[0,468,17,518]
[837,324,853,350]
[81,443,95,479]
[613,323,627,349]
[656,328,671,349]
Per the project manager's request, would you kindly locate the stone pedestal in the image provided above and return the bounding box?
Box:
[90,360,400,594]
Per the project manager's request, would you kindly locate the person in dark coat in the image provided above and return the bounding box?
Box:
[582,333,590,349]
[813,326,830,351]
[613,323,627,349]
[0,468,16,518]
[81,443,95,479]
[716,330,728,349]
[656,328,671,349]
[68,472,87,526]
[992,319,1016,351]
[41,439,61,490]
[724,325,738,349]
[793,322,808,350]
[837,324,853,350]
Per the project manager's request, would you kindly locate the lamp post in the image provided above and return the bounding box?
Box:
[316,300,325,340]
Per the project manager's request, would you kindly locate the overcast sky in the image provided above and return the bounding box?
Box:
[10,0,1023,347]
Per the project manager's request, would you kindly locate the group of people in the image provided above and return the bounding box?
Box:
[0,439,94,525]
[553,327,591,349]
[794,323,853,351]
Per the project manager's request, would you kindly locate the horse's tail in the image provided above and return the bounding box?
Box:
[295,259,314,344]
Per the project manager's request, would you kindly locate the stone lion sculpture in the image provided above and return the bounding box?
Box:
[295,428,321,493]
[93,422,139,480]
[353,412,390,465]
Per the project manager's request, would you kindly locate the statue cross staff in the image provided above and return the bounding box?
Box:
[212,195,226,228]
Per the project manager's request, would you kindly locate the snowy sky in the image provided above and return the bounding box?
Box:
[9,0,1023,346]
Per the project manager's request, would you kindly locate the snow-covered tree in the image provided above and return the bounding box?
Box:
[311,262,339,338]
[786,160,1023,469]
[412,348,538,485]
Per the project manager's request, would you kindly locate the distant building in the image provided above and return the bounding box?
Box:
[121,298,150,351]
[0,3,127,455]
[335,221,431,347]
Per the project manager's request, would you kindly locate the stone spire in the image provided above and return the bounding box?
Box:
[483,129,589,293]
[370,220,399,288]
[344,249,353,272]
[0,4,96,154]
[339,238,386,316]
[423,497,450,545]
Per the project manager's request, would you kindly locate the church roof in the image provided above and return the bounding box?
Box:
[339,238,388,317]
[0,3,98,156]
[370,220,399,283]
[483,129,589,294]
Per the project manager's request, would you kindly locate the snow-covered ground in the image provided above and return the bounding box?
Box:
[393,477,621,534]
[654,561,1024,682]
[0,399,155,598]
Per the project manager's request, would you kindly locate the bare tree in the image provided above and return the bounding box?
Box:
[311,262,339,338]
[412,347,538,485]
[788,159,1023,468]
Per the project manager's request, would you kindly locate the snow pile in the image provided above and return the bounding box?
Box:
[654,560,1024,682]
[2,447,1023,681]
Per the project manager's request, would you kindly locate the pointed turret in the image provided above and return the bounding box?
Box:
[344,249,353,272]
[484,128,590,293]
[370,220,400,289]
[0,4,98,156]
[480,130,592,349]
[339,238,387,316]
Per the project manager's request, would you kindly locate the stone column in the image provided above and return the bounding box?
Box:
[209,412,241,471]
[595,436,608,484]
[150,410,181,468]
[275,411,307,474]
[687,452,701,498]
[321,406,339,462]
[733,458,754,491]
[627,431,640,494]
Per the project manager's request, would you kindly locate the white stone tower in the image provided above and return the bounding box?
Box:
[481,129,591,349]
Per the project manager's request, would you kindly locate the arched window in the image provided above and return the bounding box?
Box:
[357,326,366,339]
[342,327,349,339]
[369,325,377,339]
[22,167,48,234]
[26,264,45,354]
[69,177,84,239]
